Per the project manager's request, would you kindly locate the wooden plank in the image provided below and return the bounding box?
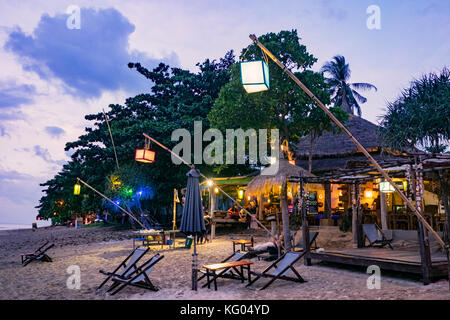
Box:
[203,260,253,271]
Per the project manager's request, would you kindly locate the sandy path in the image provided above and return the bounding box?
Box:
[0,226,449,300]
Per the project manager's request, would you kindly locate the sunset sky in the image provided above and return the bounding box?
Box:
[0,0,449,224]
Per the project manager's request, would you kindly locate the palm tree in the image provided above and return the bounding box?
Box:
[321,55,377,117]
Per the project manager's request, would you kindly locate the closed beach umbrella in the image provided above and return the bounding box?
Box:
[180,168,206,290]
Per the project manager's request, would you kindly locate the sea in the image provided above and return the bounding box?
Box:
[0,221,52,231]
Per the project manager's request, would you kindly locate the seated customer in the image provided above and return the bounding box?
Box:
[227,204,240,220]
[247,235,283,257]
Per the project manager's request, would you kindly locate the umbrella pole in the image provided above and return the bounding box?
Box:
[192,235,198,291]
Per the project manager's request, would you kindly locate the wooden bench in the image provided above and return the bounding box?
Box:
[201,260,253,291]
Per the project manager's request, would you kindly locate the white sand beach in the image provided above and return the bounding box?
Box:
[0,225,449,300]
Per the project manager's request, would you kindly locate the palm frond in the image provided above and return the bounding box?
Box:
[351,82,377,92]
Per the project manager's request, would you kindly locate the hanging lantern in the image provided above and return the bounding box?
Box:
[74,183,81,195]
[379,181,395,193]
[240,60,270,93]
[238,189,244,199]
[135,137,155,163]
[214,187,219,194]
[364,190,373,198]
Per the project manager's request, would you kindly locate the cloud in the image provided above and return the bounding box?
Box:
[320,0,348,22]
[33,145,65,165]
[0,81,36,109]
[44,126,65,139]
[4,7,179,99]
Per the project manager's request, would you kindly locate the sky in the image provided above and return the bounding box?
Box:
[0,0,449,225]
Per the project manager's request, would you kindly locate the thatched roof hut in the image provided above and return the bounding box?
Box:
[293,115,420,173]
[245,158,315,196]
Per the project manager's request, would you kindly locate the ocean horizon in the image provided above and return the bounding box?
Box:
[0,221,52,231]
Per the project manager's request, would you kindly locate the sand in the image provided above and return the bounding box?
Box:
[0,225,449,300]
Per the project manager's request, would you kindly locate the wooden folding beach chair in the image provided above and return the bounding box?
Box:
[362,224,393,250]
[199,250,250,287]
[21,241,55,267]
[293,231,319,252]
[107,253,164,295]
[247,251,307,290]
[97,247,149,291]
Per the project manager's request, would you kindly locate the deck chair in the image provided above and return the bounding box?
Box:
[21,241,55,267]
[293,232,319,252]
[107,253,164,295]
[362,224,393,250]
[199,250,250,287]
[97,247,149,291]
[247,251,307,290]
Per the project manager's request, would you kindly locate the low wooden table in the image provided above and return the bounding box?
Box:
[201,260,253,291]
[132,230,178,249]
[232,239,253,252]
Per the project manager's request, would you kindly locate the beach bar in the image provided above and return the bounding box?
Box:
[288,154,450,284]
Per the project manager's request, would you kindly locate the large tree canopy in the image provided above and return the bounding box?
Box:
[208,30,348,165]
[380,67,450,153]
[37,52,236,224]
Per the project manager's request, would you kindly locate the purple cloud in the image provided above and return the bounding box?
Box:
[0,82,36,109]
[44,126,65,139]
[5,7,179,98]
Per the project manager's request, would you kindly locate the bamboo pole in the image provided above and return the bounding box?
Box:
[103,109,120,171]
[142,133,284,250]
[76,177,147,230]
[248,34,445,249]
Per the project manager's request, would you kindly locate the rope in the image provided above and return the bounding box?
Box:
[142,133,285,251]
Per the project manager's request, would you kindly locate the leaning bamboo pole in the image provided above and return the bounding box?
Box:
[76,177,147,230]
[249,34,446,249]
[142,133,284,250]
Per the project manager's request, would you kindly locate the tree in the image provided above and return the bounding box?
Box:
[380,67,450,154]
[380,67,450,246]
[208,30,347,250]
[37,53,235,225]
[321,55,377,117]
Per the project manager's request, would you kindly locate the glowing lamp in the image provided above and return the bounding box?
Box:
[214,187,219,194]
[74,183,81,195]
[207,180,213,187]
[379,181,395,193]
[240,60,270,93]
[247,195,251,201]
[364,190,373,198]
[135,149,155,163]
[238,189,244,199]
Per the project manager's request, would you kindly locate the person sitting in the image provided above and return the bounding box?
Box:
[247,235,284,257]
[227,204,240,220]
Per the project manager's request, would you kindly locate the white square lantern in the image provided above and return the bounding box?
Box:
[240,60,270,93]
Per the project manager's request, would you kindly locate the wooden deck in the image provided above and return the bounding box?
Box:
[310,247,449,281]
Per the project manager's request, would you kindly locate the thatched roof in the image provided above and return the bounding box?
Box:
[245,159,315,196]
[294,115,381,158]
[292,115,425,173]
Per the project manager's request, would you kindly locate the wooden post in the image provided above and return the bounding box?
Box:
[414,161,432,284]
[281,180,291,251]
[258,192,264,221]
[380,192,388,230]
[324,182,331,219]
[351,183,358,247]
[299,179,312,266]
[210,191,216,240]
[356,183,364,248]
